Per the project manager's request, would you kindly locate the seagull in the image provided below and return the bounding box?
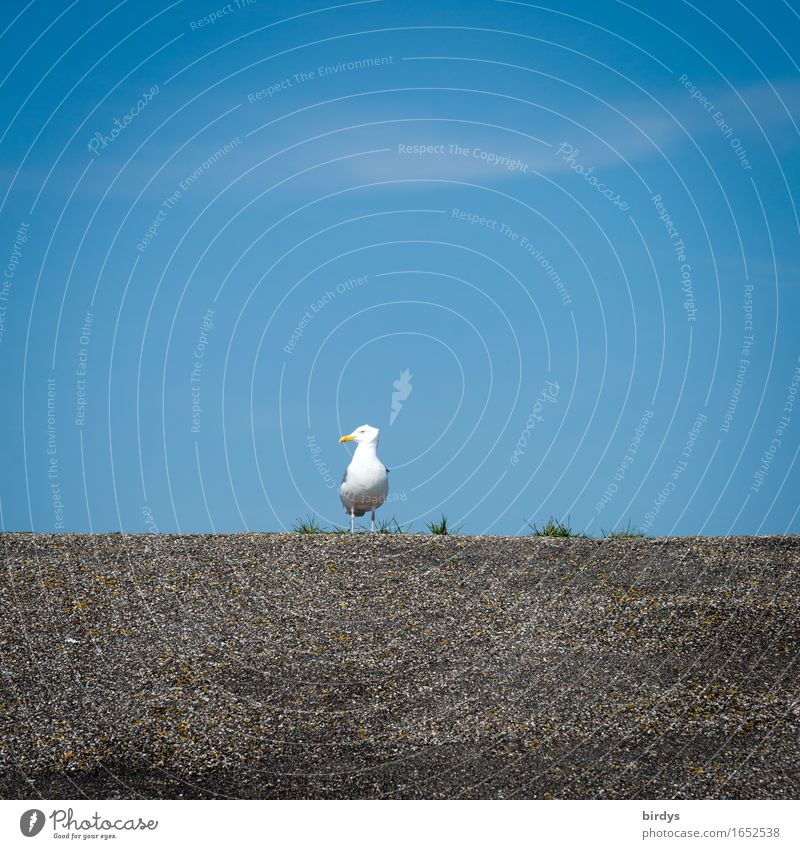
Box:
[339,424,389,532]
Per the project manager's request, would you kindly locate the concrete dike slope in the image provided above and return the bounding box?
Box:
[1,533,798,799]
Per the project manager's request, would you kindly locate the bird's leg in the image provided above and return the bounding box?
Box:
[350,507,355,533]
[371,511,376,532]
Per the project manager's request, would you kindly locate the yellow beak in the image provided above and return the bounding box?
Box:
[339,434,354,443]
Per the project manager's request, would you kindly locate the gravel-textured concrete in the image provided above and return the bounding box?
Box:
[1,532,798,799]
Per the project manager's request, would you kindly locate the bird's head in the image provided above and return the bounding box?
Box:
[339,424,380,445]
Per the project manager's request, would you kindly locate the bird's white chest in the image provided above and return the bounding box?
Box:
[340,454,388,509]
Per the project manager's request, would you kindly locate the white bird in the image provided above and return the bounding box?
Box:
[339,424,389,532]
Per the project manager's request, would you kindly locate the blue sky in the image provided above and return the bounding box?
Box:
[1,0,799,535]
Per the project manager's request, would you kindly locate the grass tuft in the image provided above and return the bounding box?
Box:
[527,515,586,538]
[376,517,408,534]
[293,515,410,534]
[426,514,461,535]
[601,520,645,538]
[291,515,324,533]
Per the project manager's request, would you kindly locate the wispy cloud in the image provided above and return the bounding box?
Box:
[311,77,800,185]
